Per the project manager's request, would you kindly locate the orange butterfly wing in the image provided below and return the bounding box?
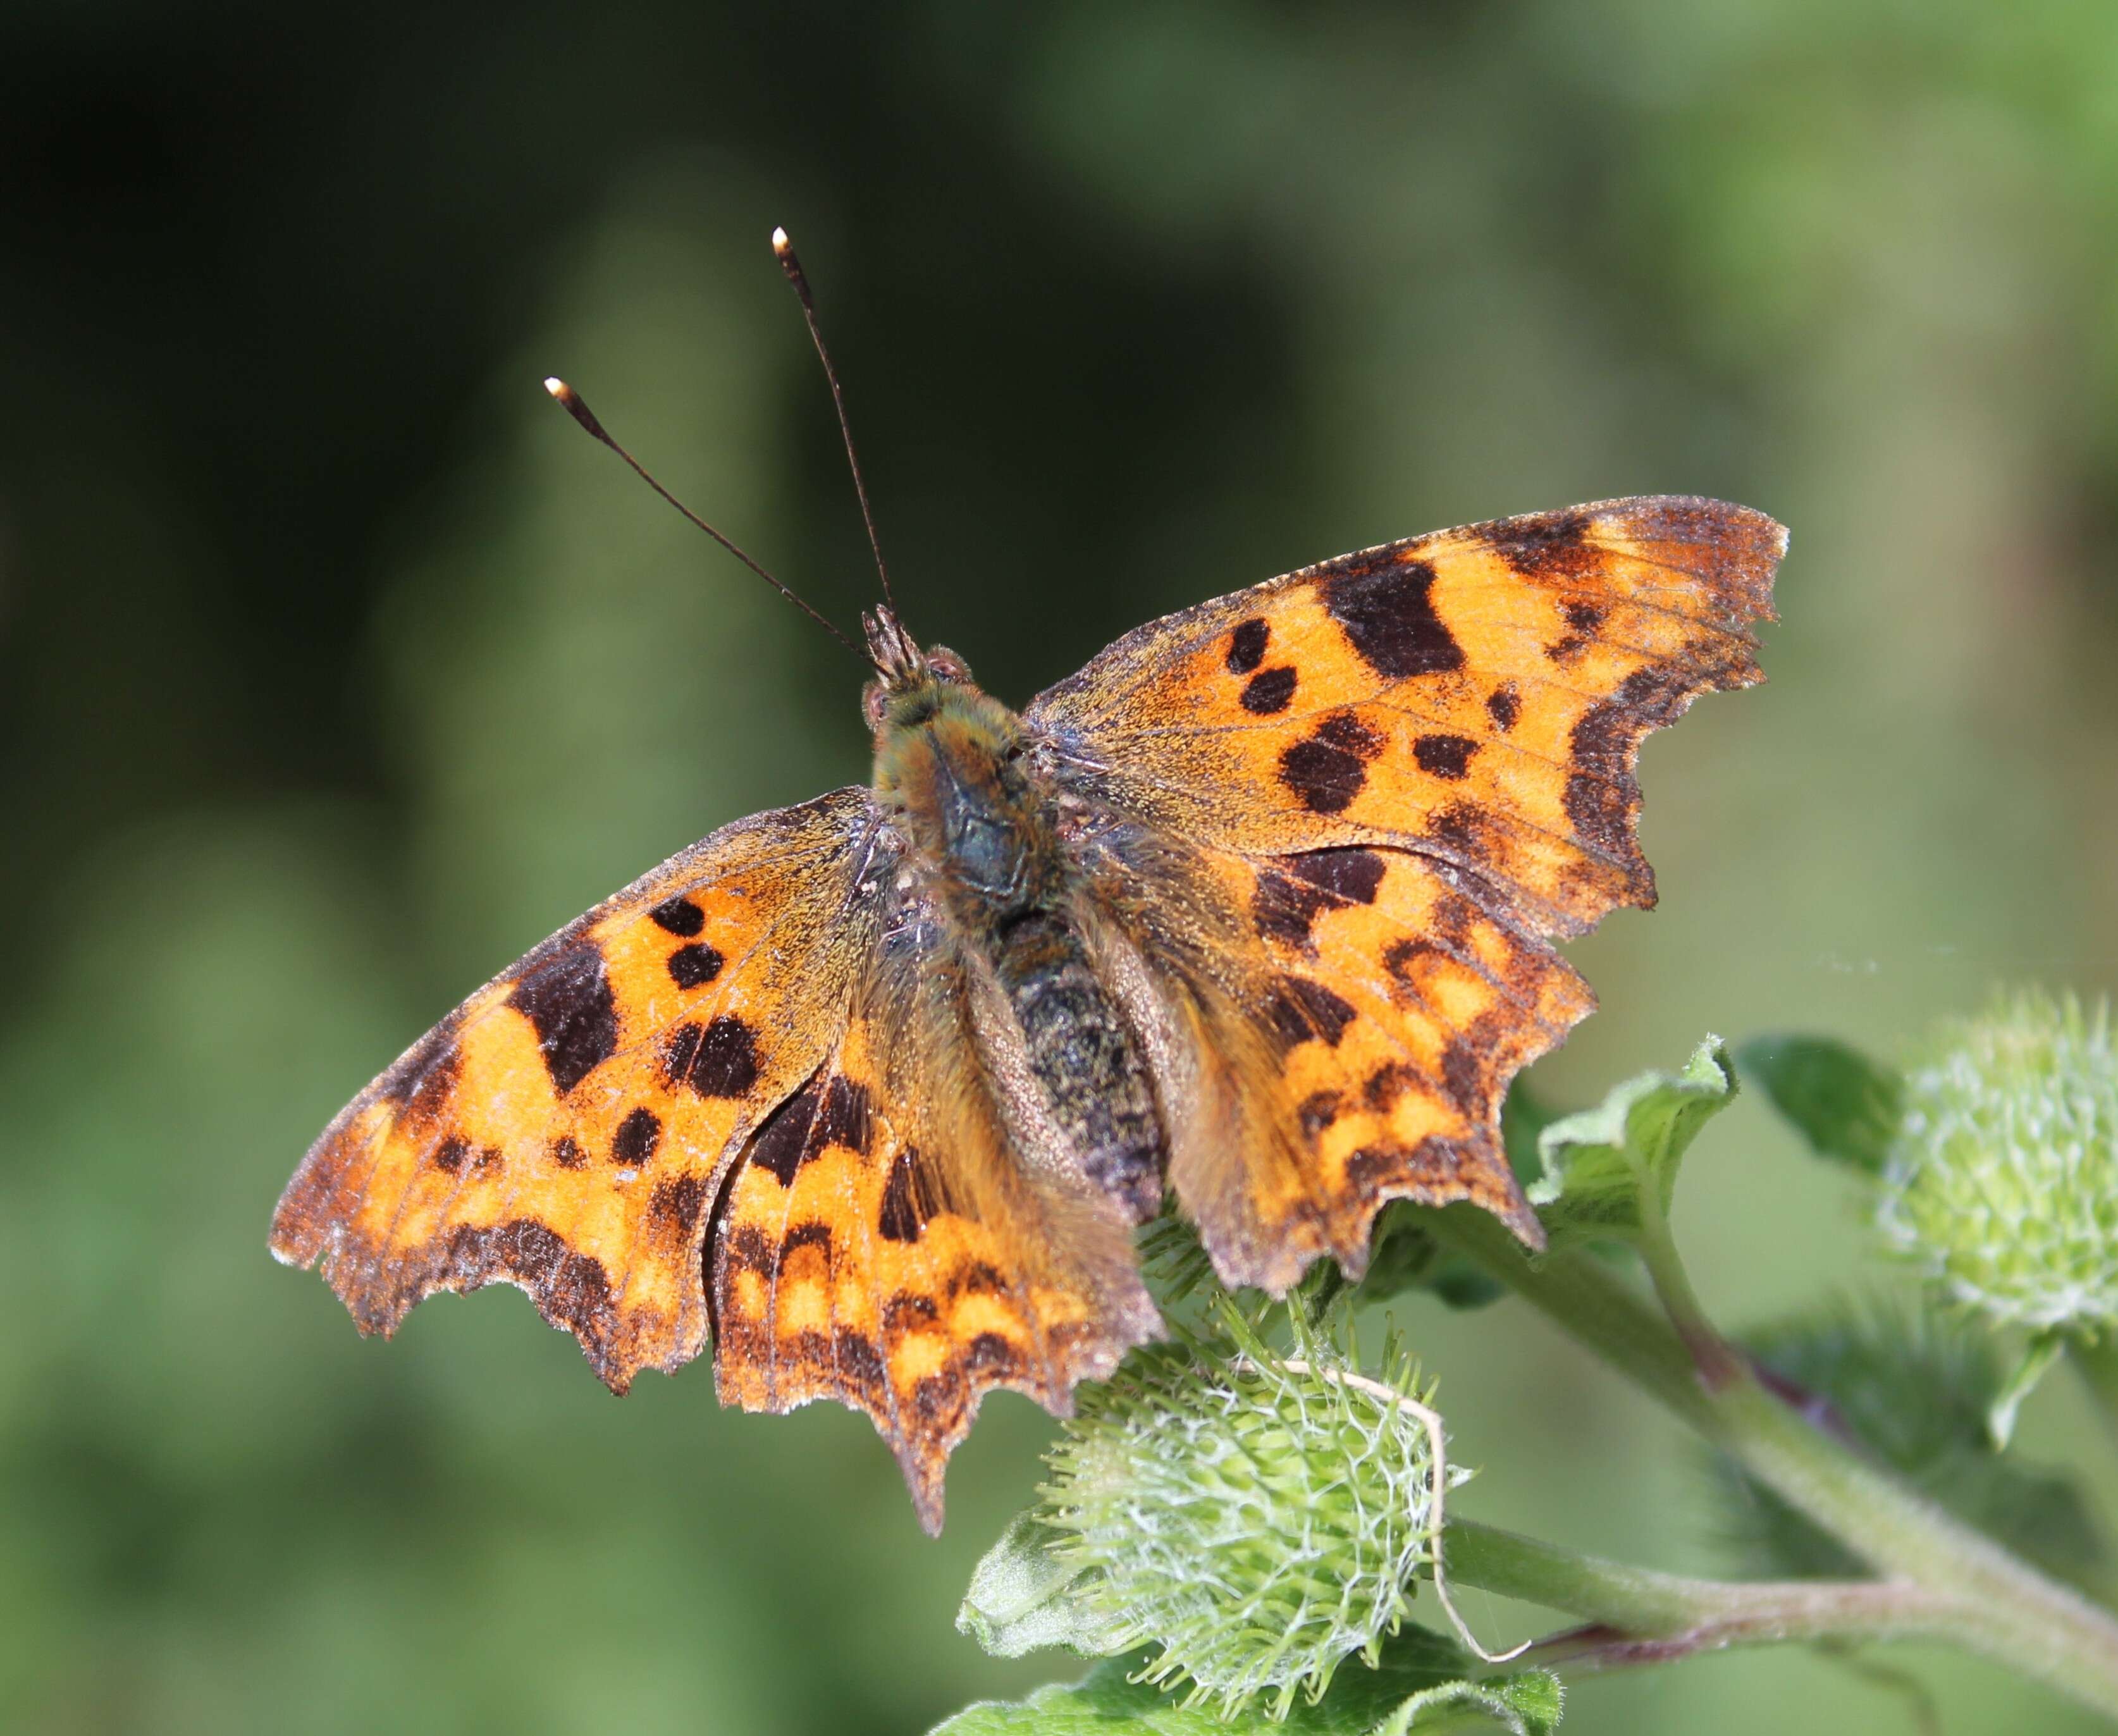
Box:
[710,919,1157,1533]
[1030,496,1783,1285]
[269,788,883,1391]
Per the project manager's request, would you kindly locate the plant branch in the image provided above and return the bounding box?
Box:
[1632,1179,1743,1389]
[1428,1205,2118,1718]
[1441,1519,1986,1670]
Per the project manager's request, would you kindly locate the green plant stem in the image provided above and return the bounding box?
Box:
[2069,1333,2118,1447]
[1429,1205,2118,1718]
[1632,1181,1743,1389]
[1442,1519,1990,1669]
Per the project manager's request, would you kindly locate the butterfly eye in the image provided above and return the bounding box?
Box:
[925,648,971,684]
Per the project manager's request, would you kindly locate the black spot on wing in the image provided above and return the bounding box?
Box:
[1341,1135,1477,1205]
[1364,1062,1419,1111]
[749,1078,821,1186]
[1322,555,1464,679]
[1273,718,1379,816]
[1298,1090,1343,1138]
[433,1133,472,1174]
[747,1071,871,1190]
[649,896,706,937]
[1239,666,1298,714]
[1253,847,1386,949]
[662,1014,762,1099]
[964,1332,1019,1377]
[1317,710,1384,756]
[1546,599,1606,664]
[551,1135,587,1170]
[1285,847,1386,904]
[723,1222,777,1280]
[1226,617,1269,674]
[813,1075,873,1155]
[650,1173,708,1235]
[1267,976,1358,1049]
[1489,510,1594,579]
[1382,936,1444,1004]
[782,1219,834,1260]
[1253,870,1327,947]
[879,1147,939,1243]
[949,1260,1007,1298]
[1439,1035,1484,1114]
[611,1107,662,1168]
[910,1370,959,1425]
[507,945,619,1095]
[667,942,725,990]
[1486,684,1521,732]
[885,1291,939,1334]
[1413,734,1479,780]
[833,1327,887,1396]
[1424,800,1487,861]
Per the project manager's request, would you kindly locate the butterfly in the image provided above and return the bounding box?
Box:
[271,234,1785,1533]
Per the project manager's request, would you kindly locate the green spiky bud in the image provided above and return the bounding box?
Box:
[1878,989,2118,1332]
[1034,1313,1455,1720]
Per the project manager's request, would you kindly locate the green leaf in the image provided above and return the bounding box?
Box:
[1375,1671,1565,1736]
[1735,1034,1903,1176]
[928,1641,1561,1735]
[956,1513,1128,1659]
[1501,1079,1561,1180]
[1360,1205,1506,1311]
[1525,1037,1735,1247]
[1987,1327,2067,1450]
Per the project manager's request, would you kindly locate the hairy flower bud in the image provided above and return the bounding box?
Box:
[1035,1316,1455,1719]
[1878,990,2118,1332]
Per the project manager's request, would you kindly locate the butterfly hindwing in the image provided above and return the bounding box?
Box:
[1030,495,1783,939]
[710,902,1159,1534]
[270,787,882,1392]
[1064,816,1590,1291]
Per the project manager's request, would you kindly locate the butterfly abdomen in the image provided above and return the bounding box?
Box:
[992,913,1165,1223]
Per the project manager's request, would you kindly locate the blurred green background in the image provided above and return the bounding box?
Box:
[5,4,2118,1732]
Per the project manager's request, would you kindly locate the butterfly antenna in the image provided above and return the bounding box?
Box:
[543,377,862,657]
[772,227,897,613]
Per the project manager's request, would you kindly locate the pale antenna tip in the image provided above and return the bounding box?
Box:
[771,225,791,254]
[542,376,608,441]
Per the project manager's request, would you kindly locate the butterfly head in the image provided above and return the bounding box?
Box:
[861,605,979,732]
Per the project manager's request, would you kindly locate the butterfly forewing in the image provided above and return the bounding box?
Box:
[271,787,883,1391]
[1030,495,1783,937]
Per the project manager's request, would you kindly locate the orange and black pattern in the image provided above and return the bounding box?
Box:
[274,493,1782,1530]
